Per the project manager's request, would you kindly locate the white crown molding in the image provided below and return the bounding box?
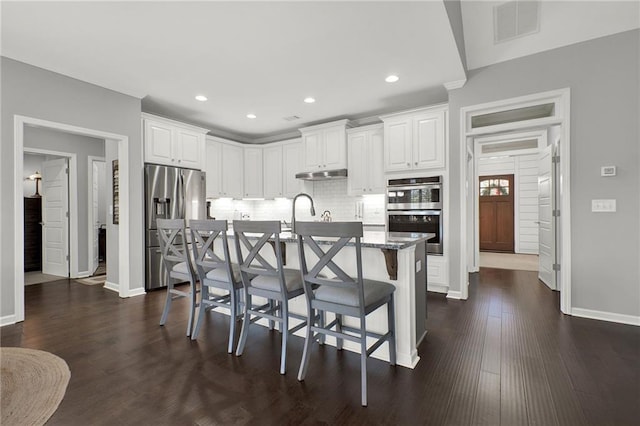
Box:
[444,79,467,91]
[572,307,640,326]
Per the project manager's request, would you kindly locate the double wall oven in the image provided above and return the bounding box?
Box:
[387,176,443,255]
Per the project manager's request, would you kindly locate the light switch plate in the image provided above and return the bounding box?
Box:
[601,166,617,177]
[592,199,616,212]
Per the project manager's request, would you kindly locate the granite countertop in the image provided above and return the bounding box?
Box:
[238,230,434,250]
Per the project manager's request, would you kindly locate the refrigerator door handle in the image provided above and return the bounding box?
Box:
[179,173,186,219]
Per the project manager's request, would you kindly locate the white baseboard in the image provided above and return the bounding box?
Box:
[446,290,462,300]
[571,307,640,326]
[0,314,18,327]
[103,281,119,293]
[427,284,449,294]
[127,287,146,298]
[75,270,91,279]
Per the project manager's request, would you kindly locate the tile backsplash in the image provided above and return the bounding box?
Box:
[208,179,385,225]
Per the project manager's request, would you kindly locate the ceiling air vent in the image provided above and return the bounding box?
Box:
[494,0,540,43]
[283,115,301,122]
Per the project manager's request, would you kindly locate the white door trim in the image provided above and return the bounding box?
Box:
[87,156,105,276]
[459,88,572,315]
[23,147,78,278]
[14,115,132,323]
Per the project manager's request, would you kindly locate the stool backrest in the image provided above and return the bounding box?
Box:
[190,220,234,283]
[233,220,285,294]
[295,221,365,309]
[156,218,194,277]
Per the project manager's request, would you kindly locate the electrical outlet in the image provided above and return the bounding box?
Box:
[591,199,616,212]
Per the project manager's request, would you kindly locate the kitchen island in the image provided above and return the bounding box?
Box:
[216,230,433,369]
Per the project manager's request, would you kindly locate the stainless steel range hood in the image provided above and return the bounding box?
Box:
[295,169,348,181]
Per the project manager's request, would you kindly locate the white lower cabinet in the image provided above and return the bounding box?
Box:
[347,124,385,195]
[243,147,263,198]
[204,136,244,198]
[427,255,448,290]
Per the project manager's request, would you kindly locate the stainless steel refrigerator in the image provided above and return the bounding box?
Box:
[144,164,206,291]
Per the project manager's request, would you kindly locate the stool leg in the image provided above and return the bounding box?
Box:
[186,279,197,337]
[298,308,315,381]
[360,316,368,407]
[191,286,208,340]
[236,294,251,356]
[228,287,237,354]
[280,301,289,375]
[387,294,397,366]
[336,313,343,350]
[159,279,173,326]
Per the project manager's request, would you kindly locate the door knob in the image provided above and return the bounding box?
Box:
[415,162,418,165]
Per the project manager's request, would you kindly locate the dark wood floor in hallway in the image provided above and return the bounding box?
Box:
[2,268,639,425]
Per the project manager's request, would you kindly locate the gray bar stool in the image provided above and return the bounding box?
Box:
[189,219,243,353]
[156,218,198,337]
[233,220,307,375]
[295,221,396,406]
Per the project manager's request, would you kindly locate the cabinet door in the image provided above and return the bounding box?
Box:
[221,143,244,198]
[204,139,223,198]
[243,147,263,198]
[367,127,386,193]
[383,119,412,171]
[347,131,367,195]
[283,142,304,198]
[413,111,445,170]
[144,120,174,165]
[263,145,283,199]
[175,128,203,170]
[323,127,347,169]
[302,132,322,170]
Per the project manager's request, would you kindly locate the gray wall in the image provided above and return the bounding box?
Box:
[1,57,143,318]
[448,30,640,317]
[24,126,105,274]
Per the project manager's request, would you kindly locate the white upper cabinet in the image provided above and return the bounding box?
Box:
[300,119,352,171]
[243,147,263,198]
[204,136,244,199]
[282,140,304,198]
[348,124,385,195]
[204,138,223,198]
[263,145,283,199]
[142,113,208,170]
[381,105,447,173]
[222,142,244,199]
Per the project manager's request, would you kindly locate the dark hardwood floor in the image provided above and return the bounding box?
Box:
[2,268,639,425]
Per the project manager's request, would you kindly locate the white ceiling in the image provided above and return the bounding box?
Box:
[2,1,638,143]
[1,1,466,142]
[462,0,640,70]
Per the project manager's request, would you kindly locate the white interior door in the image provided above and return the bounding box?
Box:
[42,158,70,277]
[91,161,100,274]
[538,144,556,289]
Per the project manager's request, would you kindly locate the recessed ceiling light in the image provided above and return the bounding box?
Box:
[385,75,399,83]
[304,97,316,104]
[195,95,208,101]
[246,113,257,119]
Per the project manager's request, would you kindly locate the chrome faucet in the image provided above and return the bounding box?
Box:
[291,193,316,235]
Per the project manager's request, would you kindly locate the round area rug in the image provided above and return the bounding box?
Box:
[1,347,71,426]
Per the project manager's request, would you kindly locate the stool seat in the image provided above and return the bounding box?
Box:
[205,263,243,287]
[315,279,395,308]
[252,269,303,293]
[172,261,190,275]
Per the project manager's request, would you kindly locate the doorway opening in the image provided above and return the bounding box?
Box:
[11,115,135,325]
[459,89,571,313]
[23,151,71,285]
